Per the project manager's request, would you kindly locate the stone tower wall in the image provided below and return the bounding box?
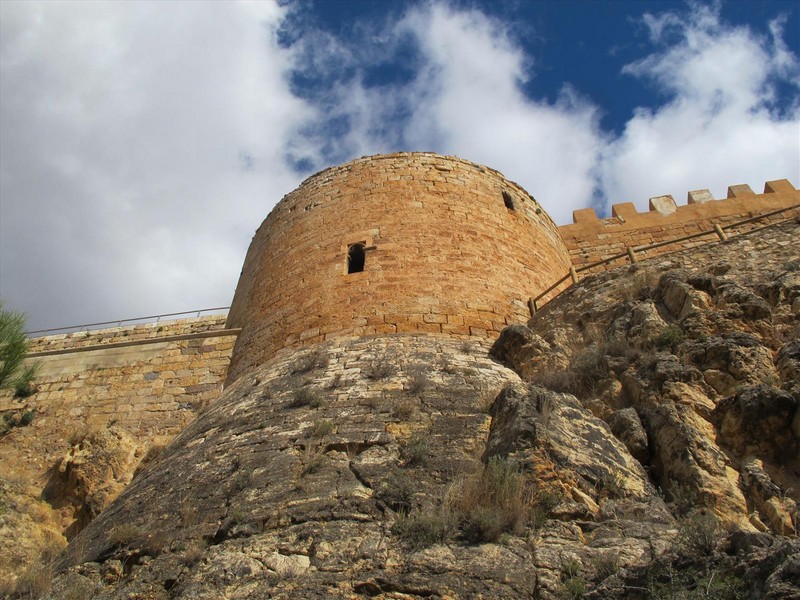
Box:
[225,153,573,384]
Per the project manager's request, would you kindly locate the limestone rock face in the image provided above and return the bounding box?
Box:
[36,220,800,599]
[50,427,145,536]
[485,383,653,500]
[606,407,649,463]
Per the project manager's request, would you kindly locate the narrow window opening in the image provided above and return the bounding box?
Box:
[347,243,366,274]
[502,191,515,211]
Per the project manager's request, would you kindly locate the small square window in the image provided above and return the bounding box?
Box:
[502,191,515,211]
[347,242,366,274]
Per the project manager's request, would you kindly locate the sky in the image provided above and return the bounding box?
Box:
[1,0,798,332]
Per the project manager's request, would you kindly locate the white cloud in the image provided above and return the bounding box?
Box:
[0,0,314,329]
[297,3,606,224]
[600,3,800,207]
[397,4,605,225]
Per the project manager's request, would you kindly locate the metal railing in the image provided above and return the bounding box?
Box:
[528,205,799,316]
[26,307,230,337]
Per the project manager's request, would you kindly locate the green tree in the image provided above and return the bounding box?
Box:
[0,302,38,396]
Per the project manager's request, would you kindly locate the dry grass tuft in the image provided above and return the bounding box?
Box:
[289,348,328,375]
[446,457,533,543]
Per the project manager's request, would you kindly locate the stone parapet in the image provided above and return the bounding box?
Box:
[27,314,231,354]
[560,179,799,270]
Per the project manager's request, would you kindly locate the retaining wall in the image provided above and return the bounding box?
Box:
[2,315,238,433]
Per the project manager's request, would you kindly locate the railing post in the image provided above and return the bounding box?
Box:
[713,224,728,241]
[626,247,638,264]
[528,298,536,317]
[569,266,579,284]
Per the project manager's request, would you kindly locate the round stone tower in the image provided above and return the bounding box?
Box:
[226,152,571,383]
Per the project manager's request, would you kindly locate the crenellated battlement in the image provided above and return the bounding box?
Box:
[560,179,799,270]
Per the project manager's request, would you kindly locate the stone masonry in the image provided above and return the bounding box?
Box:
[225,152,573,384]
[561,178,799,270]
[0,316,238,547]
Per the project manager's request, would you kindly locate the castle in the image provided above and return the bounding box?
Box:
[10,152,798,426]
[1,152,798,595]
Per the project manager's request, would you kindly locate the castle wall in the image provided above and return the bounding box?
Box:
[560,179,799,271]
[0,316,239,563]
[225,152,573,384]
[3,315,238,435]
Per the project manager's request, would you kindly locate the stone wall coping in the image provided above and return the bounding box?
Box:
[27,328,241,358]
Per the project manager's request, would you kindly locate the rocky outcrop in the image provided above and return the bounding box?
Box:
[46,427,147,537]
[18,220,800,599]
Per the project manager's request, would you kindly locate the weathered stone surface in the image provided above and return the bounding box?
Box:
[48,427,144,537]
[714,385,798,461]
[488,325,553,380]
[9,211,800,599]
[514,219,800,596]
[485,383,653,500]
[606,407,649,463]
[0,315,236,588]
[47,335,543,599]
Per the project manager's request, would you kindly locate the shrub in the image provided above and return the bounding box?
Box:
[591,551,620,581]
[460,505,508,543]
[289,387,322,409]
[619,270,659,302]
[309,419,335,438]
[0,414,14,436]
[132,443,165,479]
[406,371,430,397]
[677,510,722,556]
[10,562,52,599]
[571,345,611,390]
[560,557,587,599]
[666,479,697,517]
[228,507,246,524]
[561,557,581,580]
[107,523,144,547]
[391,511,453,550]
[299,444,325,476]
[366,358,395,380]
[653,325,685,351]
[181,539,207,566]
[448,457,533,543]
[361,396,381,410]
[561,574,587,599]
[647,561,745,600]
[392,400,416,421]
[531,369,580,395]
[401,434,430,467]
[289,349,328,375]
[230,470,251,493]
[377,472,415,514]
